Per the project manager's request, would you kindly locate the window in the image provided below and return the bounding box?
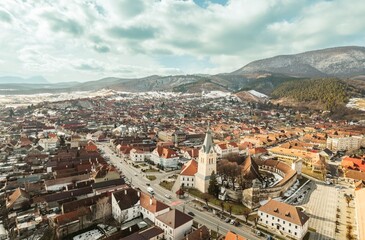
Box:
[266,221,268,224]
[289,223,291,226]
[282,227,285,231]
[272,217,274,220]
[260,213,263,216]
[278,219,280,222]
[289,230,291,233]
[283,221,285,224]
[295,226,298,229]
[272,223,274,226]
[295,232,297,236]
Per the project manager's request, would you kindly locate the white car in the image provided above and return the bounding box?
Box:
[165,194,171,199]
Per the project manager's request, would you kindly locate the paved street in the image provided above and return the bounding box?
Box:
[97,143,263,240]
[301,182,338,240]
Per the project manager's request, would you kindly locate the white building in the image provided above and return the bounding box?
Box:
[195,129,217,193]
[258,199,309,240]
[180,160,198,188]
[130,148,150,162]
[214,142,239,157]
[155,209,193,240]
[140,192,170,223]
[111,188,140,223]
[326,136,365,152]
[150,146,179,169]
[38,138,59,151]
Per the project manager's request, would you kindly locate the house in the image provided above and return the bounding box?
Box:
[6,188,30,210]
[258,199,309,239]
[224,231,246,240]
[184,226,210,240]
[140,192,170,223]
[179,160,198,188]
[38,138,59,151]
[214,142,239,157]
[121,226,164,240]
[151,146,179,169]
[130,148,150,162]
[112,188,141,223]
[155,209,193,240]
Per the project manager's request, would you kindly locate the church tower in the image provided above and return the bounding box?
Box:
[195,127,217,193]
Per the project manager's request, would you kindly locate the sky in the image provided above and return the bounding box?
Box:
[0,0,364,82]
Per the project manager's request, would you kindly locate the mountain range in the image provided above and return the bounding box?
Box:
[1,46,365,96]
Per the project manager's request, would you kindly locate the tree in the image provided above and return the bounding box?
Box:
[9,108,14,118]
[227,204,233,216]
[242,209,251,223]
[220,201,225,212]
[208,171,220,198]
[95,197,111,223]
[202,193,210,207]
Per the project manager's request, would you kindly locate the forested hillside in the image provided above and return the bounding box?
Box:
[271,78,351,111]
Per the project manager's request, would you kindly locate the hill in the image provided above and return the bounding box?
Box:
[271,78,362,111]
[233,46,365,78]
[0,76,49,84]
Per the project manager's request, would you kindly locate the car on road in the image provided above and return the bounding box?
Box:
[146,183,150,186]
[134,173,138,176]
[230,219,235,225]
[225,218,231,223]
[188,212,195,217]
[164,194,171,199]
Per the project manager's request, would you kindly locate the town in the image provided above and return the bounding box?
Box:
[0,90,364,240]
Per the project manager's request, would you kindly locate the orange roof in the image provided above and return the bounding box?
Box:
[225,231,246,240]
[140,192,169,213]
[180,160,198,176]
[342,157,365,172]
[259,199,309,226]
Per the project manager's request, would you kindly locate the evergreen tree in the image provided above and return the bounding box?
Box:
[208,171,220,198]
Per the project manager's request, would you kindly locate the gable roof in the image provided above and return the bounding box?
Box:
[258,199,309,226]
[185,226,210,240]
[6,188,30,209]
[224,231,246,240]
[140,192,169,213]
[180,160,198,176]
[156,209,193,229]
[113,188,140,211]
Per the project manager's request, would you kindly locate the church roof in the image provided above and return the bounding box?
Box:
[240,155,264,182]
[201,129,215,154]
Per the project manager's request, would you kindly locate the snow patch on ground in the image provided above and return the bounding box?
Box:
[248,90,268,99]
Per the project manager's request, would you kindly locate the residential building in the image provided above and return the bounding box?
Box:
[155,209,193,240]
[112,188,141,223]
[326,136,365,152]
[151,146,179,169]
[258,199,309,239]
[140,192,170,222]
[130,148,150,162]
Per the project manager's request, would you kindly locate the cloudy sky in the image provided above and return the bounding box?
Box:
[0,0,364,82]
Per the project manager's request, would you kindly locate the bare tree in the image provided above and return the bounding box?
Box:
[96,197,111,223]
[242,209,251,224]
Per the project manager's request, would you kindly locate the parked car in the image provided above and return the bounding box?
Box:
[165,194,171,199]
[188,212,195,217]
[225,218,231,223]
[230,219,235,225]
[234,221,240,226]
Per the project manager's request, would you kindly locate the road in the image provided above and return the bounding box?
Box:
[97,143,263,240]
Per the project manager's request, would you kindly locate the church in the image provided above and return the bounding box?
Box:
[179,127,217,193]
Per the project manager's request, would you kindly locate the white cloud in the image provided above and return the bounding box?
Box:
[0,0,364,81]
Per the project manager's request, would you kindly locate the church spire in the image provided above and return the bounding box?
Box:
[202,123,214,154]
